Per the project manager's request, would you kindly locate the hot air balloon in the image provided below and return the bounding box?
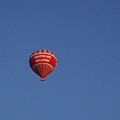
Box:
[29,49,57,81]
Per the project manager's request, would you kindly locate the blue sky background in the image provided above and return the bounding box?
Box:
[0,0,120,119]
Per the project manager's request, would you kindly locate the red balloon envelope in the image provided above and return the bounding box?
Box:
[29,49,57,81]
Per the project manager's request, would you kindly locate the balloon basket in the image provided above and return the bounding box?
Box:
[40,77,45,81]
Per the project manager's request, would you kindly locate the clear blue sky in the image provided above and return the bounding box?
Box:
[0,0,120,119]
